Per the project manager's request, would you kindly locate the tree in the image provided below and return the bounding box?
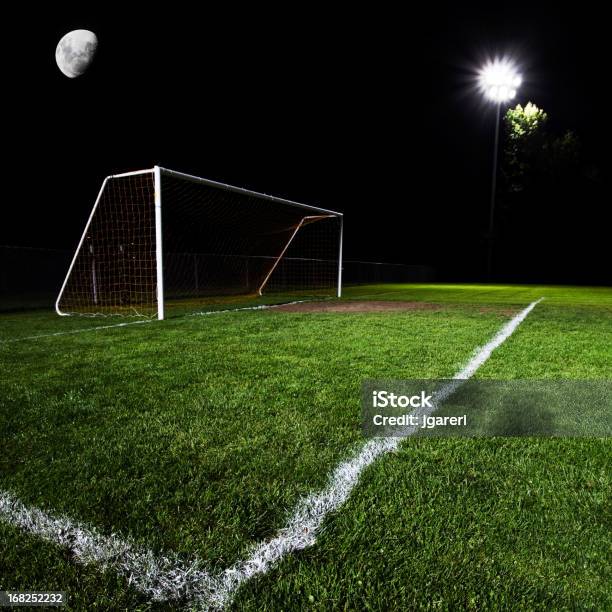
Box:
[495,102,591,281]
[503,102,549,194]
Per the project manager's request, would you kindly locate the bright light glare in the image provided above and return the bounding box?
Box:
[479,59,522,102]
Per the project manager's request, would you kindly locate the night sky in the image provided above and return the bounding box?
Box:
[4,3,609,283]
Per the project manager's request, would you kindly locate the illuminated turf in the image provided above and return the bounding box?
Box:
[0,284,610,609]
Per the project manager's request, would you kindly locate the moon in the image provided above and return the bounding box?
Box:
[55,29,98,78]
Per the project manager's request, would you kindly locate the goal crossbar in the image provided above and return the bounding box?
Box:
[157,167,342,217]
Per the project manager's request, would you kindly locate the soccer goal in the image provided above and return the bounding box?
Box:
[56,167,343,319]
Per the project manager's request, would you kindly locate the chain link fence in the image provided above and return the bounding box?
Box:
[1,246,434,312]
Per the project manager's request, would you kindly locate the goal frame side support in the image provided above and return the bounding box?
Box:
[256,214,342,297]
[256,216,308,296]
[55,176,110,316]
[55,169,155,317]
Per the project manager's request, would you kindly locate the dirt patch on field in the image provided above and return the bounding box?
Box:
[274,300,442,313]
[272,300,521,316]
[477,306,520,317]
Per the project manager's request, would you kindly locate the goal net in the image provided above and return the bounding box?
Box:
[56,167,343,319]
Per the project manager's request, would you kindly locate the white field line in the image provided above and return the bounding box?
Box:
[189,299,313,316]
[0,299,312,343]
[0,298,543,610]
[0,490,214,602]
[0,299,322,343]
[205,297,544,607]
[0,319,153,344]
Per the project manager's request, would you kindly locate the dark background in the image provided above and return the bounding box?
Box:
[3,3,609,284]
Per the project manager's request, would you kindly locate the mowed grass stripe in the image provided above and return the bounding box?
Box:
[343,283,612,306]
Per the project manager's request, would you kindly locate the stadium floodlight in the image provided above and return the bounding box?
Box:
[56,167,343,320]
[479,59,522,102]
[479,58,522,276]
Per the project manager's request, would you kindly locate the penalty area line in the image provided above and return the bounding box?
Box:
[0,298,543,610]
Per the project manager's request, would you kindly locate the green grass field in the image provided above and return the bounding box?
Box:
[1,284,610,610]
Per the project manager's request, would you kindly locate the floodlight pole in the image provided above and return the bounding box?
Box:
[487,102,501,279]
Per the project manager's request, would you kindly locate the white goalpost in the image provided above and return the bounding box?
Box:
[56,167,343,320]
